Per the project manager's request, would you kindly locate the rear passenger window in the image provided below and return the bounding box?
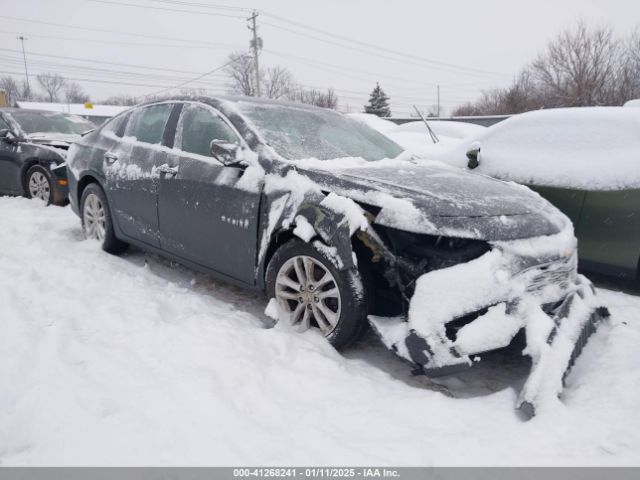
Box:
[177,104,240,157]
[125,104,173,145]
[101,114,126,138]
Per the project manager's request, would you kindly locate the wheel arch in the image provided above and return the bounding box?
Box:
[20,158,53,193]
[76,173,104,208]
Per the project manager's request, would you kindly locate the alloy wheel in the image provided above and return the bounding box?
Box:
[275,255,342,334]
[83,193,107,242]
[28,171,50,203]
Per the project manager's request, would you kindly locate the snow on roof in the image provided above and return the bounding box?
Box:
[451,106,640,191]
[16,101,128,117]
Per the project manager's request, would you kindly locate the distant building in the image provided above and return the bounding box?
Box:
[16,101,128,125]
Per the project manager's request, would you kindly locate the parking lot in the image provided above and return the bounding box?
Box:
[1,196,639,466]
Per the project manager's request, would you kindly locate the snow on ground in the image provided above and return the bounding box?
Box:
[1,197,640,466]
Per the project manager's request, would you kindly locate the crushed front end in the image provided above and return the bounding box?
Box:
[364,221,609,418]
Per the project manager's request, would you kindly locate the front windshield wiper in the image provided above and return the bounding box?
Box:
[413,105,439,144]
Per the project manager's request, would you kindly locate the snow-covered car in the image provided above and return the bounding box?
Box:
[66,96,608,416]
[348,113,485,159]
[439,107,640,281]
[0,108,95,205]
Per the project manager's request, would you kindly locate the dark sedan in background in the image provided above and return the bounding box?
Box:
[0,108,95,205]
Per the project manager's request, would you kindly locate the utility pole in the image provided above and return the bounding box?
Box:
[437,84,440,118]
[16,35,31,95]
[247,10,261,97]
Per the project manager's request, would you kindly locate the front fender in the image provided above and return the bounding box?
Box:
[295,202,355,270]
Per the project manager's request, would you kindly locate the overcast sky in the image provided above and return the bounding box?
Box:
[2,0,639,115]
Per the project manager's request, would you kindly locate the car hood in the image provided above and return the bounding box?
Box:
[301,162,566,241]
[26,132,80,149]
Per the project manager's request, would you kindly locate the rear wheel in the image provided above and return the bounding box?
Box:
[80,183,128,254]
[266,239,367,349]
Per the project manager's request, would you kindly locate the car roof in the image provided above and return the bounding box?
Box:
[137,94,333,113]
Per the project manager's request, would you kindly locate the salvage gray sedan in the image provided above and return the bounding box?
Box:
[66,96,607,416]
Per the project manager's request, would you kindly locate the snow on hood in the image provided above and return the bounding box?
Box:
[26,132,81,147]
[439,107,640,191]
[299,160,566,241]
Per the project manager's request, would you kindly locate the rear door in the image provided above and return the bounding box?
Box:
[575,189,640,277]
[527,185,586,226]
[158,102,261,284]
[105,103,177,248]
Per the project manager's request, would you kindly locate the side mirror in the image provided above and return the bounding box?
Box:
[466,147,480,169]
[210,139,243,167]
[0,129,17,144]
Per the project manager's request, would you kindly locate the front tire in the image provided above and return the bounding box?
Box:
[266,239,367,349]
[80,183,128,254]
[25,165,53,205]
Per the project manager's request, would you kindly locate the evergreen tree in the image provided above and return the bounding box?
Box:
[364,82,391,117]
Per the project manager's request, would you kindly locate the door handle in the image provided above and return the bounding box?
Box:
[104,152,118,163]
[157,164,179,176]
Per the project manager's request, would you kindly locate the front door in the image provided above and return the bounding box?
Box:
[105,103,176,248]
[0,115,21,194]
[158,102,261,285]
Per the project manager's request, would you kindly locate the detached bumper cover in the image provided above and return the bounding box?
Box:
[369,228,609,417]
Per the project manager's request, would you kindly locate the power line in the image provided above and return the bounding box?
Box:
[142,58,238,98]
[0,29,243,49]
[261,20,508,80]
[144,1,510,79]
[0,55,228,88]
[88,0,247,18]
[0,47,225,76]
[0,14,238,47]
[146,0,252,12]
[260,11,510,79]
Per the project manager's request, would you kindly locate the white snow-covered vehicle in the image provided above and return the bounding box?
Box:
[67,96,609,417]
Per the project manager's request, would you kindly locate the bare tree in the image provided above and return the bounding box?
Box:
[531,22,621,107]
[287,87,338,109]
[36,73,66,102]
[224,51,257,96]
[453,21,640,115]
[101,94,138,106]
[263,66,295,99]
[179,87,207,96]
[64,81,90,104]
[0,76,20,106]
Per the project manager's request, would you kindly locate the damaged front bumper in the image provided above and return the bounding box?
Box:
[369,236,609,418]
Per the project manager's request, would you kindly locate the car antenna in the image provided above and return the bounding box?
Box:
[413,105,439,144]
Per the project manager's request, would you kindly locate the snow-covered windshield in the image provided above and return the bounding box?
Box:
[10,111,95,135]
[237,102,404,161]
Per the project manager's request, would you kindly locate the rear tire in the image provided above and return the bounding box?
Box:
[266,239,367,349]
[80,183,128,254]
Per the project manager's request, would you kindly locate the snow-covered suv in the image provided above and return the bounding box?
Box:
[65,96,607,416]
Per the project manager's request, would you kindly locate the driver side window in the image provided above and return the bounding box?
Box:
[177,104,240,157]
[0,116,10,131]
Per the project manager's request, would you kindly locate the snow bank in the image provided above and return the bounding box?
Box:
[390,120,486,139]
[1,198,640,465]
[346,113,398,134]
[623,99,640,108]
[449,107,640,190]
